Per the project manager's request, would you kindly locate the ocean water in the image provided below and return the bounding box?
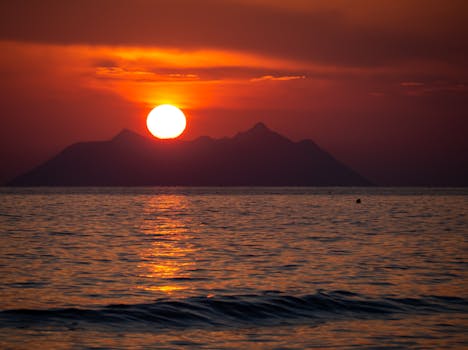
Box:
[0,187,467,349]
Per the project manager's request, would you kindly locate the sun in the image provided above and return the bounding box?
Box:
[146,104,187,139]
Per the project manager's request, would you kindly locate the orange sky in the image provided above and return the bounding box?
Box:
[0,0,467,185]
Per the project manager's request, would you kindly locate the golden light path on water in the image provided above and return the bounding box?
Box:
[137,195,194,294]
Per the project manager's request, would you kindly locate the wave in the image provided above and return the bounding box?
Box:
[1,290,466,329]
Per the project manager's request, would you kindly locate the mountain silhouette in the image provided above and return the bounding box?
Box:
[8,123,371,186]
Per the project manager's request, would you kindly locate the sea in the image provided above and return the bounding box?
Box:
[0,187,467,349]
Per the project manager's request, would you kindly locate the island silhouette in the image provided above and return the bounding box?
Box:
[8,123,371,186]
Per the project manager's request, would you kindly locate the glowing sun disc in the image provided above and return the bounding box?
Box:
[147,104,187,139]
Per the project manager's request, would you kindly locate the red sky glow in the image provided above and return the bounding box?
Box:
[1,0,467,185]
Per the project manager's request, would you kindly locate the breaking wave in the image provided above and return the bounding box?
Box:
[2,290,466,330]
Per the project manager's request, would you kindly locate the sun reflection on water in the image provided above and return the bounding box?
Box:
[137,195,196,295]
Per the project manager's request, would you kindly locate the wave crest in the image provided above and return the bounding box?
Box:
[1,290,466,329]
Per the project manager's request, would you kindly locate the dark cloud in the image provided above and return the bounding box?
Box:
[1,0,467,67]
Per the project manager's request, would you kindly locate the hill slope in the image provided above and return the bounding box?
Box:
[8,123,371,186]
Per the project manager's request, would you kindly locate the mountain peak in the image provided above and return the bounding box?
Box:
[252,122,269,131]
[112,129,146,143]
[113,128,137,138]
[234,122,288,144]
[8,122,371,186]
